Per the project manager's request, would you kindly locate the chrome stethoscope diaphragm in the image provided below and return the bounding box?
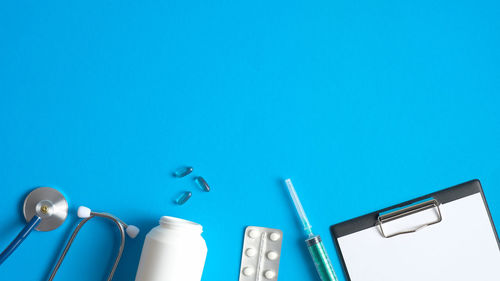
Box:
[0,187,69,265]
[23,187,69,231]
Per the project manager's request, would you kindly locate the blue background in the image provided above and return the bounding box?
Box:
[1,0,499,280]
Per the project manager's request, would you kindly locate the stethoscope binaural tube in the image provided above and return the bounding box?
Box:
[47,206,139,281]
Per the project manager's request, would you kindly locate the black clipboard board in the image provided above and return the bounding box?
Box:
[330,179,500,281]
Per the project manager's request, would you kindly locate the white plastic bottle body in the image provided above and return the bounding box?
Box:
[135,216,208,281]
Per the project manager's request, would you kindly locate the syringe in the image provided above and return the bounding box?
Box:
[285,179,338,281]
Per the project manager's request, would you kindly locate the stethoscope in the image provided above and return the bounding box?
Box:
[0,187,139,281]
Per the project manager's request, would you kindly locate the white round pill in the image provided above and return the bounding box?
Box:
[246,248,257,257]
[269,232,280,241]
[267,251,278,260]
[243,267,255,276]
[264,270,276,279]
[248,229,259,238]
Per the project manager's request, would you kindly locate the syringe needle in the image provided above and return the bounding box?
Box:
[284,178,339,281]
[285,179,313,237]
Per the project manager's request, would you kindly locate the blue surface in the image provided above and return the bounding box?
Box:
[1,1,499,280]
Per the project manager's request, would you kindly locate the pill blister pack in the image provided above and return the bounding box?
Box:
[239,226,283,281]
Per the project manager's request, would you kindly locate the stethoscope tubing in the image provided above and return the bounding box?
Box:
[0,216,42,266]
[47,212,127,281]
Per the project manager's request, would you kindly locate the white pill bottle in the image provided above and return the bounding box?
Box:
[135,216,207,281]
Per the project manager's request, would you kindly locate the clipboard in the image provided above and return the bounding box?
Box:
[330,179,500,281]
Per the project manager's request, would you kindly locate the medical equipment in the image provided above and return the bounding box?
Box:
[284,179,338,281]
[47,206,140,281]
[0,187,68,265]
[194,176,210,192]
[176,191,192,205]
[174,166,193,178]
[135,216,207,281]
[239,226,283,281]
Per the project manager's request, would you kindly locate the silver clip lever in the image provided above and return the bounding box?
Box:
[377,198,442,238]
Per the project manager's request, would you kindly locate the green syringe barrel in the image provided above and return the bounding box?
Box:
[306,235,339,281]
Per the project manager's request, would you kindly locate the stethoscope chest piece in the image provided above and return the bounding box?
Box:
[23,187,68,232]
[0,187,69,265]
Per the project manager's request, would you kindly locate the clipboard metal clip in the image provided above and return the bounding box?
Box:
[377,198,442,238]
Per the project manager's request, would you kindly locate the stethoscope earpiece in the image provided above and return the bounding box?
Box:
[77,205,139,237]
[77,206,92,218]
[48,206,139,281]
[126,225,140,239]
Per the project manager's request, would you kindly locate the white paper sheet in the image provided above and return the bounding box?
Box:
[337,193,500,281]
